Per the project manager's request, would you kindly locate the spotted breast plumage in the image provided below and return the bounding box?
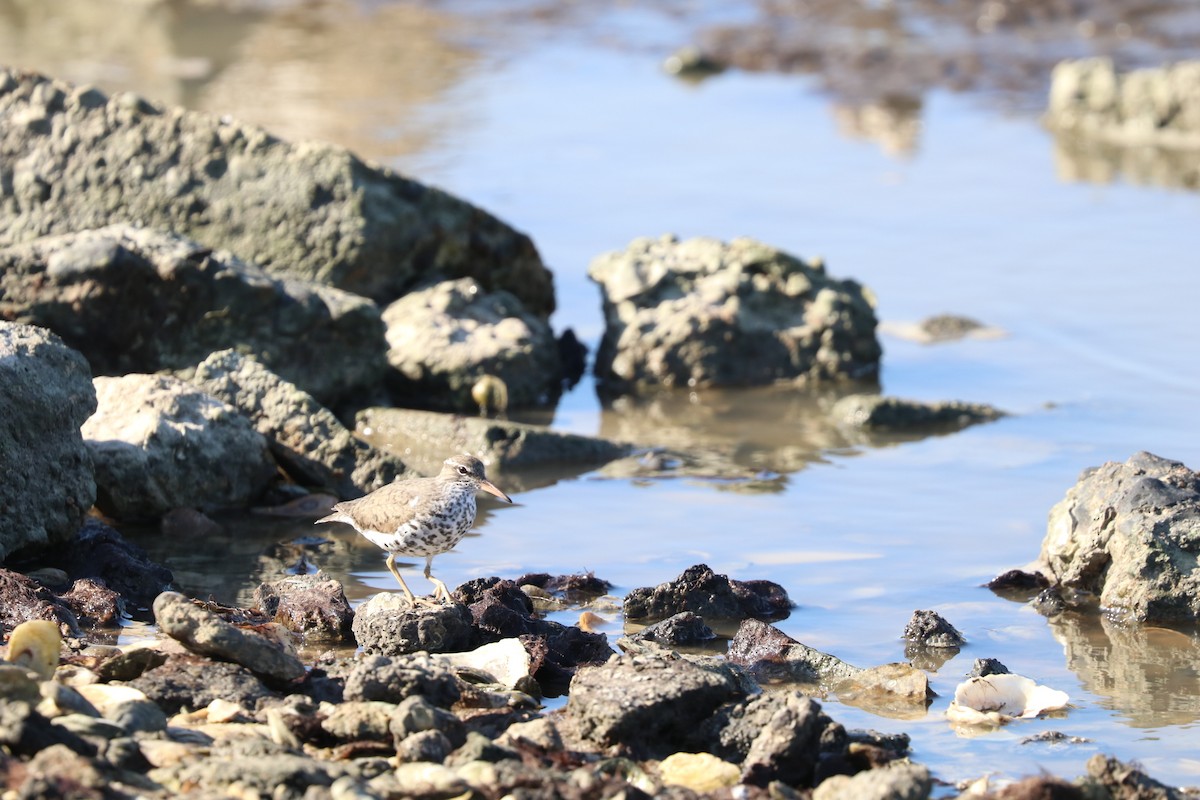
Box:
[315,454,512,605]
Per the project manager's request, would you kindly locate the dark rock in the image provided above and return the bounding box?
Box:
[7,743,109,799]
[902,609,966,647]
[698,690,837,787]
[1040,451,1200,622]
[0,322,96,561]
[382,278,562,412]
[0,701,95,757]
[351,593,475,656]
[448,731,520,765]
[0,569,82,639]
[94,647,169,683]
[630,612,716,646]
[153,591,305,682]
[60,578,122,629]
[254,572,354,643]
[0,67,553,316]
[565,652,746,758]
[988,776,1087,799]
[967,658,1010,678]
[918,313,985,342]
[557,328,588,389]
[589,235,880,396]
[1083,754,1184,800]
[81,373,276,519]
[160,507,224,539]
[515,572,614,598]
[1020,731,1091,745]
[47,518,173,610]
[356,407,631,472]
[0,224,387,406]
[342,653,462,708]
[987,569,1050,595]
[129,654,277,715]
[831,394,1005,432]
[623,564,793,622]
[455,578,615,694]
[193,350,408,499]
[390,695,467,749]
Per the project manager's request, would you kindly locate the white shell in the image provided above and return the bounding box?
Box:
[946,673,1069,726]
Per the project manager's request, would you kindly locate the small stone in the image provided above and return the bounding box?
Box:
[659,752,740,792]
[395,729,453,763]
[631,611,715,646]
[902,610,966,648]
[967,658,1010,678]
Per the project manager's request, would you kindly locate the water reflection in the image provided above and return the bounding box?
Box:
[1049,613,1200,727]
[1051,134,1200,192]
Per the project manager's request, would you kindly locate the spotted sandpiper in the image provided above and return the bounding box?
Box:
[316,454,512,605]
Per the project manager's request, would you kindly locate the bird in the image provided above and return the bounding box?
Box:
[316,454,512,606]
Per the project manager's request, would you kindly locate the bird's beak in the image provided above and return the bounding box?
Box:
[479,479,513,504]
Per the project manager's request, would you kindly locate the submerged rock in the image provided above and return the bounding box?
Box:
[0,224,386,406]
[902,610,966,648]
[253,573,354,643]
[831,394,1005,432]
[0,323,96,561]
[623,564,793,623]
[356,407,631,472]
[1039,451,1200,622]
[193,350,408,499]
[0,67,552,316]
[589,235,880,396]
[82,374,276,519]
[382,278,562,412]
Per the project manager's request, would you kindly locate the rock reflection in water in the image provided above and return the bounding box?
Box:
[1049,613,1200,727]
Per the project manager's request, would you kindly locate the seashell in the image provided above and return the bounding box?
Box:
[946,673,1069,727]
[5,619,62,680]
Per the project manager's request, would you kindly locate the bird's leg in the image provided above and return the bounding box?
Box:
[425,556,453,604]
[385,553,437,607]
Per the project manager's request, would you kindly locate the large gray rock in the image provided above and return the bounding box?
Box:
[1040,451,1200,623]
[81,374,276,519]
[351,592,475,656]
[383,278,562,411]
[0,323,96,561]
[565,652,746,757]
[0,224,386,407]
[0,68,553,316]
[701,691,837,787]
[152,591,305,682]
[1046,58,1200,148]
[589,235,880,396]
[192,350,408,499]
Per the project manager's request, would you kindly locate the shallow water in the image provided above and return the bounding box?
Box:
[11,0,1200,789]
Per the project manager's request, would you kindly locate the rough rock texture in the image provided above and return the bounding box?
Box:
[357,407,631,472]
[0,67,553,316]
[382,278,562,411]
[1040,451,1200,622]
[901,610,966,648]
[812,762,932,800]
[701,691,838,787]
[0,322,96,561]
[589,235,880,396]
[351,593,475,656]
[129,654,277,715]
[193,350,408,499]
[46,518,173,610]
[565,653,746,757]
[623,564,793,622]
[253,573,354,643]
[630,611,716,646]
[0,224,386,407]
[831,394,1005,431]
[81,374,276,519]
[0,569,83,639]
[342,653,461,708]
[152,591,305,682]
[1046,58,1200,149]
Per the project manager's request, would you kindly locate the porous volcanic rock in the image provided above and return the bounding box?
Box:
[351,593,474,656]
[0,322,96,561]
[45,518,173,611]
[254,573,354,643]
[1039,451,1200,623]
[623,564,793,623]
[589,235,880,396]
[382,278,562,412]
[81,374,276,519]
[0,67,553,316]
[0,224,386,406]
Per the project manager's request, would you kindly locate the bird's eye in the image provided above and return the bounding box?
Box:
[458,465,469,475]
